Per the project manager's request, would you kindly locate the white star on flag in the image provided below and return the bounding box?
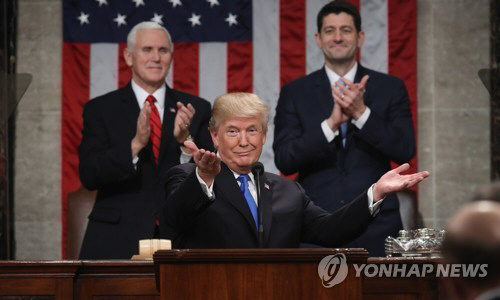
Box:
[188,13,201,27]
[169,0,182,8]
[132,0,145,7]
[225,13,238,27]
[95,0,108,7]
[113,13,127,27]
[151,13,163,25]
[206,0,219,7]
[77,12,89,25]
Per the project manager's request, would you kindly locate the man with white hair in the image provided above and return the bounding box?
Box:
[78,21,213,259]
[160,92,428,249]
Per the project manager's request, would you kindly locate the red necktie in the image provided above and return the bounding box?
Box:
[146,95,162,164]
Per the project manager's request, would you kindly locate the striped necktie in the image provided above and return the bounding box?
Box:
[146,95,162,164]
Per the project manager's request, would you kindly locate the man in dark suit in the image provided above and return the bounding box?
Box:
[160,92,428,249]
[442,201,500,300]
[78,22,213,259]
[273,1,416,256]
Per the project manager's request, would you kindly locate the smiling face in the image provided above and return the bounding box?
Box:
[211,116,267,174]
[124,28,172,93]
[315,12,364,69]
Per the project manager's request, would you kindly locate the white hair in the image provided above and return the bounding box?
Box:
[126,21,173,52]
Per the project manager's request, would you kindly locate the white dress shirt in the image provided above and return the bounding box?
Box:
[130,80,192,164]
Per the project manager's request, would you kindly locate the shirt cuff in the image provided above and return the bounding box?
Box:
[351,107,371,129]
[196,167,215,199]
[367,183,384,216]
[132,156,139,170]
[180,146,193,164]
[321,120,340,143]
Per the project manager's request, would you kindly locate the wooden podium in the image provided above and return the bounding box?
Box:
[153,248,368,300]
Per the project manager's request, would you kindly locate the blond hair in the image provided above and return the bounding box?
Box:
[209,92,269,132]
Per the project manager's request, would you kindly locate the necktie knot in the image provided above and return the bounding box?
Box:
[237,174,250,189]
[146,95,156,105]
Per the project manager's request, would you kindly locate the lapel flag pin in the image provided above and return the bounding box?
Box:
[169,107,176,113]
[264,183,270,190]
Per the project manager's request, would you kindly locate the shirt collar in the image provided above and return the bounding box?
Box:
[324,62,358,85]
[131,79,166,110]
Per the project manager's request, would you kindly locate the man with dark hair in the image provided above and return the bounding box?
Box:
[442,201,500,300]
[78,22,213,259]
[273,0,416,256]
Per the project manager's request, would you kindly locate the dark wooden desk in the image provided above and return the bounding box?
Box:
[0,260,79,299]
[0,255,443,299]
[153,248,368,300]
[77,260,159,299]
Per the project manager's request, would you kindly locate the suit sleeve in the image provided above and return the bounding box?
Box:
[192,99,214,151]
[357,79,416,164]
[273,84,340,175]
[299,182,374,246]
[160,164,214,231]
[78,102,136,190]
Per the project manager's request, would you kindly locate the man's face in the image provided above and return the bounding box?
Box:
[211,117,266,174]
[315,12,364,66]
[124,28,172,91]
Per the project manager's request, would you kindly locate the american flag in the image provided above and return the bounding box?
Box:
[62,0,416,257]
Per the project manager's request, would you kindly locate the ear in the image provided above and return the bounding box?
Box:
[357,31,365,48]
[210,129,219,149]
[315,32,322,49]
[261,131,267,146]
[124,47,133,67]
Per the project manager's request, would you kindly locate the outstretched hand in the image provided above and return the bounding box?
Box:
[373,163,430,202]
[183,140,221,186]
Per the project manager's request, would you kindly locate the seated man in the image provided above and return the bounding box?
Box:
[159,92,429,249]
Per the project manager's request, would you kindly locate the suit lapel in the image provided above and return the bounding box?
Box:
[158,86,178,164]
[119,83,141,140]
[344,64,369,150]
[259,173,273,247]
[315,67,334,118]
[215,164,259,236]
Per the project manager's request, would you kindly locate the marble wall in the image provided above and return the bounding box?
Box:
[15,0,61,259]
[417,0,491,230]
[14,0,491,259]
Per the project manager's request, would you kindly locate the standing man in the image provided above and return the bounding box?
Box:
[78,22,213,259]
[160,92,428,249]
[273,1,416,256]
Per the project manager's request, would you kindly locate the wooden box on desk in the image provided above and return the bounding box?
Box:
[153,248,368,300]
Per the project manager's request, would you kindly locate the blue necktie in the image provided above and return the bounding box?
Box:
[336,79,348,147]
[237,174,258,228]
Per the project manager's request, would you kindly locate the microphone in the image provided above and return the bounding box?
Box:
[251,162,265,248]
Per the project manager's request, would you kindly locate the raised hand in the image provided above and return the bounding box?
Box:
[131,101,152,158]
[173,102,196,144]
[333,75,369,120]
[183,140,221,186]
[326,88,350,131]
[373,163,430,202]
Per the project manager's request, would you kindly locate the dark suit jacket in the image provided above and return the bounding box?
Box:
[78,82,213,259]
[159,163,373,249]
[273,65,415,256]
